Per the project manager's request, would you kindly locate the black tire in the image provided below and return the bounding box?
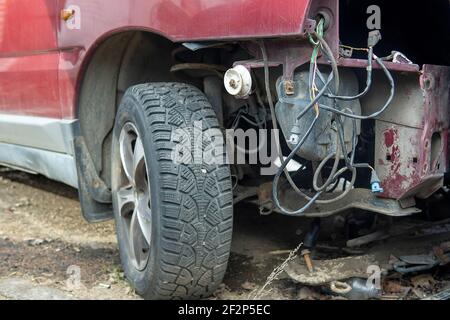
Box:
[111,83,234,300]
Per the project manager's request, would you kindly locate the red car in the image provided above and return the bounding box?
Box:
[0,0,449,299]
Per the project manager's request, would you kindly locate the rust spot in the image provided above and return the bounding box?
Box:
[390,145,400,164]
[384,128,397,148]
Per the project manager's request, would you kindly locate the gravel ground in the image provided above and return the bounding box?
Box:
[2,166,450,300]
[0,166,309,300]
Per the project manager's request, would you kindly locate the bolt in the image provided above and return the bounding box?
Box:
[301,249,314,273]
[229,79,238,89]
[284,80,295,96]
[289,134,300,145]
[61,9,75,21]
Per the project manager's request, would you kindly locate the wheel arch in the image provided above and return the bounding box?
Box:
[74,29,179,222]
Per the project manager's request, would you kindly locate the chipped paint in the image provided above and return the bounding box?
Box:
[384,128,396,148]
[371,65,450,201]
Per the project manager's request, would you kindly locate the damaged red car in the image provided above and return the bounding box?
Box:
[0,0,449,299]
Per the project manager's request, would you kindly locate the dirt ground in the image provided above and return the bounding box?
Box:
[0,166,312,300]
[1,166,450,300]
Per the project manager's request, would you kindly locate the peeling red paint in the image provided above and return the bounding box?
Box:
[384,128,396,148]
[381,172,407,198]
[377,65,449,200]
[390,145,400,164]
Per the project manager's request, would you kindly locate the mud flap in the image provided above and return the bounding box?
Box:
[74,135,113,223]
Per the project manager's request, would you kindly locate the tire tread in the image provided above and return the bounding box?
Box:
[127,83,233,299]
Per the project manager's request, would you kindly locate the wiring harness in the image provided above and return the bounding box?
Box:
[261,21,395,216]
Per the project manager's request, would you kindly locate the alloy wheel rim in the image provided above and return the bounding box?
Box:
[117,122,152,271]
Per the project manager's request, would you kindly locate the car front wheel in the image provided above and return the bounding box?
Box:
[111,83,233,299]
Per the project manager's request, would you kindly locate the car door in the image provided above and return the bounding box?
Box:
[0,0,60,118]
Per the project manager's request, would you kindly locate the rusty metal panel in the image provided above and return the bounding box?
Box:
[363,65,450,201]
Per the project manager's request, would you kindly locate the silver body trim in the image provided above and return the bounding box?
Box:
[0,115,79,188]
[0,114,77,155]
[0,142,78,188]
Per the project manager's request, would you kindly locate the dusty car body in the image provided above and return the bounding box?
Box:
[0,0,449,299]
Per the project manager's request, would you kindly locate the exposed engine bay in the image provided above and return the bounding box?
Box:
[167,0,450,295]
[167,0,450,293]
[167,0,450,218]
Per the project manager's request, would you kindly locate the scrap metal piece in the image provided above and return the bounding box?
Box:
[393,254,440,274]
[330,281,352,295]
[347,230,388,248]
[422,287,450,300]
[339,278,382,300]
[393,241,450,274]
[286,226,450,286]
[285,254,379,286]
[347,218,450,248]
